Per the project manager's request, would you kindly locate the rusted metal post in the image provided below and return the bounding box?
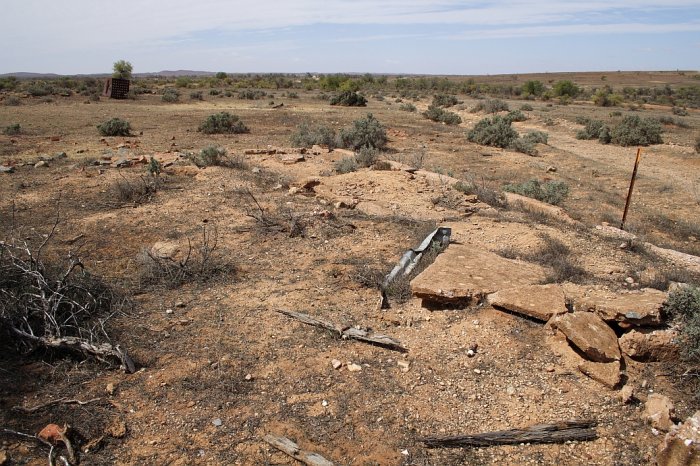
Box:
[620,148,642,230]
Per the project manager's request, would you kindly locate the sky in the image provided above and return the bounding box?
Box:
[1,1,699,75]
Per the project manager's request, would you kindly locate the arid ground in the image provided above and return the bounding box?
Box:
[1,71,699,465]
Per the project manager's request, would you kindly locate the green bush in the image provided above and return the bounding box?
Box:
[3,123,21,136]
[215,72,228,80]
[330,91,367,106]
[553,80,581,98]
[290,123,336,149]
[355,145,380,168]
[504,109,527,123]
[467,115,518,148]
[209,89,221,96]
[335,157,358,174]
[520,103,534,111]
[523,131,548,145]
[97,118,131,136]
[190,91,204,100]
[510,138,537,156]
[504,179,569,205]
[112,60,133,80]
[522,80,545,97]
[432,94,459,107]
[198,112,249,134]
[27,84,53,97]
[665,286,700,363]
[238,89,266,100]
[162,88,180,102]
[610,115,663,146]
[336,113,387,150]
[471,99,509,114]
[576,119,608,141]
[193,145,226,167]
[398,103,417,112]
[423,105,462,125]
[593,90,623,107]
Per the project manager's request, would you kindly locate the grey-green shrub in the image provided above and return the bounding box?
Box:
[523,131,548,145]
[4,96,21,106]
[467,116,518,148]
[576,119,608,141]
[336,113,387,150]
[610,115,662,146]
[399,103,417,112]
[471,99,509,114]
[291,123,336,149]
[504,179,569,205]
[504,109,527,123]
[190,91,204,100]
[520,103,534,111]
[330,91,367,107]
[432,94,458,107]
[665,286,700,363]
[335,157,358,174]
[423,105,462,125]
[97,118,131,136]
[510,138,537,156]
[355,146,380,168]
[238,89,266,100]
[198,112,249,134]
[193,145,226,167]
[162,88,180,102]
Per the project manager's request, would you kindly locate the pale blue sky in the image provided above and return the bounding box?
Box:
[2,1,699,75]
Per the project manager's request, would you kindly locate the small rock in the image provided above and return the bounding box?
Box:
[0,449,8,465]
[165,309,173,315]
[474,369,482,374]
[106,383,116,395]
[34,160,48,168]
[644,394,676,432]
[187,401,196,408]
[506,386,516,396]
[244,373,253,381]
[55,151,67,159]
[548,312,621,362]
[467,349,476,358]
[212,418,222,427]
[0,165,15,174]
[401,449,409,456]
[625,276,635,284]
[619,328,678,362]
[321,400,328,407]
[251,167,261,174]
[546,166,557,173]
[545,364,556,373]
[398,360,410,372]
[175,301,186,308]
[331,359,342,370]
[619,385,635,404]
[347,363,362,372]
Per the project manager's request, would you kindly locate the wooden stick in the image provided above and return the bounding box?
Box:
[12,397,102,413]
[276,309,407,353]
[263,434,334,466]
[421,420,597,448]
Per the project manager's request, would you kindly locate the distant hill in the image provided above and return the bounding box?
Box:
[0,70,217,79]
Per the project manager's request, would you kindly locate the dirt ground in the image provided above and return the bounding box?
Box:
[1,75,700,465]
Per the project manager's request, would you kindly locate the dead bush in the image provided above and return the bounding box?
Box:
[0,213,133,371]
[138,224,232,289]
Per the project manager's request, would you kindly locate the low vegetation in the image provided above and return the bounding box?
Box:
[398,102,417,112]
[198,112,249,134]
[503,179,569,205]
[432,94,459,107]
[664,286,700,364]
[467,115,518,148]
[290,123,336,149]
[3,123,21,136]
[337,113,387,150]
[97,118,131,136]
[423,105,462,125]
[334,156,358,174]
[576,116,663,146]
[525,234,587,283]
[330,90,367,106]
[161,88,180,102]
[471,99,509,114]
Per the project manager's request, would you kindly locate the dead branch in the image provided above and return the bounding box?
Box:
[12,397,102,414]
[421,420,597,448]
[263,434,334,466]
[276,309,407,353]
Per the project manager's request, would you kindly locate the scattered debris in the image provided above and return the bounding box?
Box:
[421,420,597,448]
[657,411,700,465]
[12,397,101,414]
[263,434,334,466]
[331,359,342,370]
[276,309,407,352]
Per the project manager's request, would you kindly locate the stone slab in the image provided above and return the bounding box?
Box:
[488,284,568,321]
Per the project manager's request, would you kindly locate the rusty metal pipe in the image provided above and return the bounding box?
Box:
[620,148,642,230]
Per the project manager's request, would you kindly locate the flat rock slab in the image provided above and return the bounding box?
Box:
[573,288,667,327]
[488,284,568,322]
[548,312,621,362]
[410,245,547,305]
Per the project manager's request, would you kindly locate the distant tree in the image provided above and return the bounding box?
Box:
[215,72,228,80]
[553,80,581,98]
[112,60,133,80]
[522,80,545,97]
